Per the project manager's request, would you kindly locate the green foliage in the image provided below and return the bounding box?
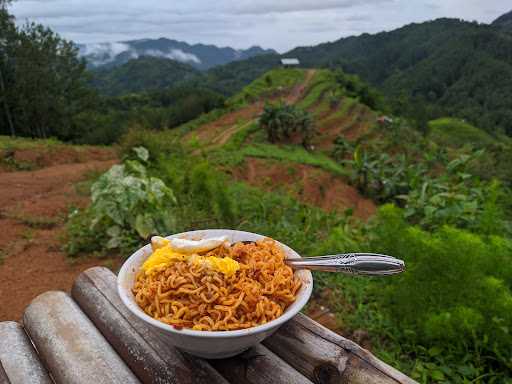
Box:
[242,144,348,176]
[90,57,200,96]
[334,70,386,111]
[91,56,200,96]
[428,118,497,148]
[259,103,315,147]
[188,163,236,225]
[345,145,427,202]
[331,136,354,161]
[367,205,512,381]
[0,14,94,140]
[283,18,512,137]
[202,53,280,96]
[66,147,176,256]
[297,70,334,110]
[229,68,305,106]
[400,152,510,234]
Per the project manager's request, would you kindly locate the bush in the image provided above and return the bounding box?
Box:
[118,126,182,159]
[369,205,512,381]
[65,147,176,256]
[259,103,315,147]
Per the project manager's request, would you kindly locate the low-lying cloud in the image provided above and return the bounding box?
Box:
[144,49,201,64]
[79,43,202,66]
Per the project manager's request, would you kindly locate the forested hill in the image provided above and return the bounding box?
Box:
[91,57,200,96]
[285,18,512,136]
[89,13,512,134]
[493,10,512,29]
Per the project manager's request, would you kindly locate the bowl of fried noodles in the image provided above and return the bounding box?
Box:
[118,229,313,358]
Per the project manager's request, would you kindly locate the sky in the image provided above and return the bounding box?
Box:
[9,0,512,52]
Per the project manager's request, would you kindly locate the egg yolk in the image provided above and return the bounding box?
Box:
[142,245,240,277]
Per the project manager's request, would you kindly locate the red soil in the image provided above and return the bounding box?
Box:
[0,153,119,321]
[314,102,376,151]
[187,103,264,146]
[187,69,317,149]
[233,158,376,220]
[286,69,316,104]
[1,145,115,172]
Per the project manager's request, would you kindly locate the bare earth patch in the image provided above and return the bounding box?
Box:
[0,154,119,321]
[232,157,376,220]
[1,145,116,172]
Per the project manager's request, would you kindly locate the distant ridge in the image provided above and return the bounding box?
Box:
[78,38,276,70]
[492,9,512,29]
[90,56,200,95]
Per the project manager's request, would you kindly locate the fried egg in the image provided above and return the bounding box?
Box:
[143,236,239,276]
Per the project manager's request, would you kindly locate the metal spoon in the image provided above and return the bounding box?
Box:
[236,242,405,276]
[285,253,405,276]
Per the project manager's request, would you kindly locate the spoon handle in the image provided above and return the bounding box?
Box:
[285,253,405,276]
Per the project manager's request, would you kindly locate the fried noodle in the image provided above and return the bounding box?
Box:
[133,238,302,331]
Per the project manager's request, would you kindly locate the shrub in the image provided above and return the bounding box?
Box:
[369,205,512,380]
[118,126,182,159]
[259,103,315,147]
[65,147,176,256]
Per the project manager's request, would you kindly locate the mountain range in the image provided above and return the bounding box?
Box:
[78,38,276,70]
[88,10,512,137]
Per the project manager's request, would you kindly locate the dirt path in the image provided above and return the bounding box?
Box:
[189,70,318,152]
[0,158,117,321]
[213,119,256,147]
[286,69,316,104]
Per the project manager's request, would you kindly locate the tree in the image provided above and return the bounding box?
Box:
[0,4,94,140]
[259,103,315,147]
[0,0,15,135]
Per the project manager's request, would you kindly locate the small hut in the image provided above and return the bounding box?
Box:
[281,58,300,68]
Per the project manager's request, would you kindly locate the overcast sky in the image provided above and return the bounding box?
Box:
[9,0,511,52]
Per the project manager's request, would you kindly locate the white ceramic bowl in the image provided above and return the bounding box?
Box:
[117,229,313,359]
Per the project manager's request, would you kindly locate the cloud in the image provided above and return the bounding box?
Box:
[9,0,512,52]
[143,49,201,64]
[80,42,131,58]
[79,43,202,66]
[229,0,392,15]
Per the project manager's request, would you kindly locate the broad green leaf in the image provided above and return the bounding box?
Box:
[133,146,149,162]
[135,214,155,239]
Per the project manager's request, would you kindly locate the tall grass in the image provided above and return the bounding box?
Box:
[229,68,306,106]
[428,118,496,148]
[241,144,349,176]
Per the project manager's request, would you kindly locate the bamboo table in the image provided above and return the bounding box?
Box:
[0,267,417,384]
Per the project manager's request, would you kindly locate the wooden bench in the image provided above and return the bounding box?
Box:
[0,267,417,384]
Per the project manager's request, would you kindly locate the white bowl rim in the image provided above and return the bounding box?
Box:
[117,229,313,339]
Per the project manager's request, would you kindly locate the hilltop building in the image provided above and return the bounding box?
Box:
[281,58,300,67]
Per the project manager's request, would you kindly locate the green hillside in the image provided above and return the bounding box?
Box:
[3,2,512,380]
[66,68,512,382]
[428,118,497,148]
[286,18,512,137]
[91,56,200,95]
[195,16,512,139]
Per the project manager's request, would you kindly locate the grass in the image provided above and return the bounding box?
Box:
[222,121,260,151]
[428,118,496,148]
[297,70,335,110]
[174,108,229,137]
[0,135,63,150]
[74,169,105,196]
[324,97,357,121]
[241,144,349,176]
[5,211,60,229]
[229,68,306,106]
